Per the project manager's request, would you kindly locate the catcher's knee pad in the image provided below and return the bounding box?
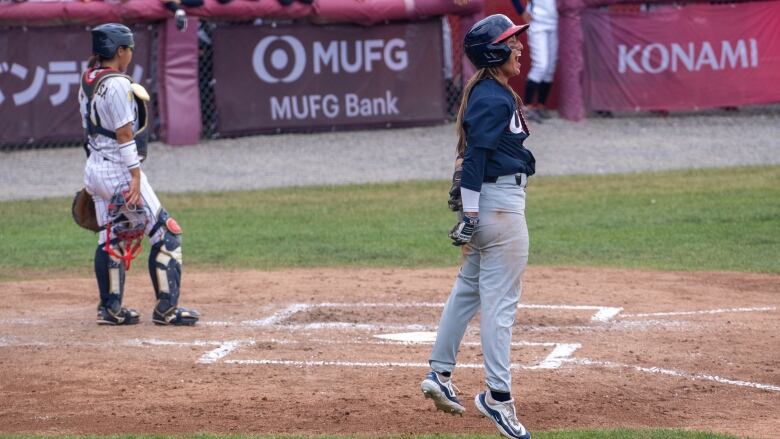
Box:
[94,244,126,311]
[148,210,183,313]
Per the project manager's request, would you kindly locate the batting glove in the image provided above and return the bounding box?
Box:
[449,215,479,246]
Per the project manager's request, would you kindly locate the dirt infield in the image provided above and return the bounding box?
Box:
[0,267,778,438]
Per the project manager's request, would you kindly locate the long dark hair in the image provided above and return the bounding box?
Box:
[87,55,109,69]
[86,46,130,69]
[455,67,523,156]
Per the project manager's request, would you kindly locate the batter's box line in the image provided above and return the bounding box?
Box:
[200,337,581,370]
[568,358,780,393]
[222,359,575,370]
[221,345,580,370]
[234,302,624,327]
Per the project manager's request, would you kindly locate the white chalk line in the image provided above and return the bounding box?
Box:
[125,338,224,347]
[621,306,777,318]
[206,302,626,329]
[520,304,623,322]
[195,332,580,368]
[0,338,240,349]
[210,319,696,333]
[374,331,562,347]
[221,354,780,393]
[6,335,775,393]
[0,336,562,349]
[533,343,582,369]
[224,359,554,370]
[250,337,564,348]
[569,358,780,393]
[214,338,580,370]
[198,340,252,364]
[317,302,444,308]
[283,322,435,331]
[518,319,697,333]
[242,303,310,326]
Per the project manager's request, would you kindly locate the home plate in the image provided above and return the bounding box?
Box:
[375,331,437,343]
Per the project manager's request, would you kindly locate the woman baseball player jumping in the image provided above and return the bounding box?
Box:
[79,23,199,326]
[421,15,535,439]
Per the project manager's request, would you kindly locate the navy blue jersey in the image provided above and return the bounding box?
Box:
[460,79,536,192]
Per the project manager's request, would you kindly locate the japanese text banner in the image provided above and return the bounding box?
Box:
[0,27,151,145]
[582,2,780,111]
[211,21,445,135]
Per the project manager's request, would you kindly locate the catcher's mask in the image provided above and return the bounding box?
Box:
[105,188,148,270]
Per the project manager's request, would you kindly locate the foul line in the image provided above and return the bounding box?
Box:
[520,304,623,322]
[621,306,777,318]
[569,358,780,393]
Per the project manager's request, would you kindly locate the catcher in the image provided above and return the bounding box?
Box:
[73,23,199,326]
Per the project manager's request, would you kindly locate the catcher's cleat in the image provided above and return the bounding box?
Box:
[97,306,140,326]
[153,306,200,326]
[474,391,531,439]
[421,371,465,415]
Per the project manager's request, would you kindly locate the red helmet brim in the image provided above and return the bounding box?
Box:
[492,24,530,43]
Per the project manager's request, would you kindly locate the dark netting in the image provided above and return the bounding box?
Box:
[444,15,464,119]
[146,23,162,143]
[198,20,219,139]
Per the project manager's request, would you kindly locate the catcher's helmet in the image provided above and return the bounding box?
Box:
[464,14,529,69]
[91,23,134,59]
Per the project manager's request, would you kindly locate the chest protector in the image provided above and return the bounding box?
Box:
[82,67,150,160]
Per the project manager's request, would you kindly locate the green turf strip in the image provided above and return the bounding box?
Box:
[0,166,778,281]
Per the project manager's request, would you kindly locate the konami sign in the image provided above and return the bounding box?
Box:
[618,39,758,74]
[582,3,780,111]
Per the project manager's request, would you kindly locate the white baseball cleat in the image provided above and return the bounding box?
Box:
[474,391,531,439]
[420,371,465,415]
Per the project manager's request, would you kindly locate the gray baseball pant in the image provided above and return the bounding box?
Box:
[429,174,530,393]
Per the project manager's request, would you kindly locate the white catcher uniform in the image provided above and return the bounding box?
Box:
[81,23,197,327]
[79,73,164,246]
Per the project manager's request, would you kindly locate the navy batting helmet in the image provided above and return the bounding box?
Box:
[91,23,134,59]
[464,14,529,69]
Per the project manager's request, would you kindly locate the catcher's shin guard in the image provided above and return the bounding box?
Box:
[148,213,199,326]
[94,244,139,325]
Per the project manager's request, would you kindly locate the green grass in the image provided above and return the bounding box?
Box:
[0,432,745,439]
[1,166,778,281]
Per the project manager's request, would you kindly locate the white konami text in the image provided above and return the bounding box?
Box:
[618,39,758,74]
[270,91,400,120]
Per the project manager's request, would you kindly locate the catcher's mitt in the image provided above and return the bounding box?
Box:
[448,154,464,212]
[72,188,101,232]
